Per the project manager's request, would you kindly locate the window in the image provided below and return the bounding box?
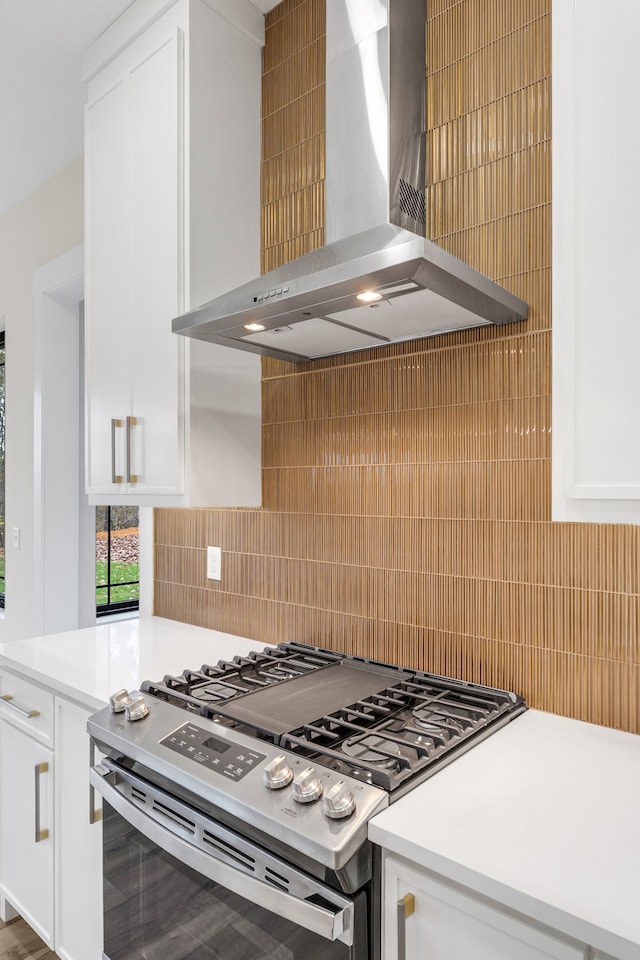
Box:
[96,505,139,616]
[0,331,5,607]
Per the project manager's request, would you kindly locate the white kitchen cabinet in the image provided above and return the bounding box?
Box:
[85,22,187,502]
[54,697,103,960]
[383,854,588,960]
[0,679,54,948]
[552,0,640,523]
[0,672,104,960]
[84,0,263,507]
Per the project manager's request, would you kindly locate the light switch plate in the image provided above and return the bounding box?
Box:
[207,546,222,581]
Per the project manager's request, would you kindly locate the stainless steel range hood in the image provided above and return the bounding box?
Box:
[173,0,528,363]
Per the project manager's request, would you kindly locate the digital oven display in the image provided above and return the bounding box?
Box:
[160,722,266,782]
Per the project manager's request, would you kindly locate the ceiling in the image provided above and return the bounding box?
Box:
[0,0,279,218]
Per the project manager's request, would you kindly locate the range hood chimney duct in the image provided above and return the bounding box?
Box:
[173,0,528,363]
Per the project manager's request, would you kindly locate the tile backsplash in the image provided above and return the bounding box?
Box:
[154,0,640,733]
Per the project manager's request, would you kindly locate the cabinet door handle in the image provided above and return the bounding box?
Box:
[89,740,102,824]
[34,762,50,842]
[0,694,40,719]
[126,415,139,483]
[397,892,415,960]
[111,418,124,483]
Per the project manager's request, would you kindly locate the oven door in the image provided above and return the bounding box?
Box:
[91,759,368,960]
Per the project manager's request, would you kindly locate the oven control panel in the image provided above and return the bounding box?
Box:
[159,721,368,823]
[160,722,266,782]
[89,695,390,868]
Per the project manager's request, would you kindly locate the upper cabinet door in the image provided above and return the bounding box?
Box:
[85,27,184,501]
[83,0,262,507]
[552,0,640,523]
[85,77,132,497]
[128,30,185,497]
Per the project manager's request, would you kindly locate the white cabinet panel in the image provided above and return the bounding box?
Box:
[84,0,262,507]
[552,0,640,523]
[0,719,54,947]
[384,855,588,960]
[129,32,184,496]
[85,27,183,500]
[0,677,104,960]
[55,698,103,960]
[85,78,131,496]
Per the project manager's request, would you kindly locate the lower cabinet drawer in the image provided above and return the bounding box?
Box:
[0,671,54,746]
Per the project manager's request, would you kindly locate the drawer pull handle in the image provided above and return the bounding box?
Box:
[126,416,139,484]
[89,740,102,824]
[1,694,40,719]
[397,892,415,960]
[34,762,50,843]
[111,418,124,483]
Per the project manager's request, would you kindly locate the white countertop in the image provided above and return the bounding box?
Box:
[369,709,640,960]
[0,616,262,711]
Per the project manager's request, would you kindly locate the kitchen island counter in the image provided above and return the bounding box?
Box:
[369,708,640,960]
[0,616,262,711]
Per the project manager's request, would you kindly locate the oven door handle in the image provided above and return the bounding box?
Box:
[91,766,354,945]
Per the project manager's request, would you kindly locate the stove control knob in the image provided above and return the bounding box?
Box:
[323,780,356,820]
[263,754,294,790]
[125,695,149,722]
[109,689,132,714]
[292,766,323,804]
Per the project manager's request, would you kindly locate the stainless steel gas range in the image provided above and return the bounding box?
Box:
[88,641,526,960]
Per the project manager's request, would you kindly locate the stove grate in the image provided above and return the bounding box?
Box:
[141,641,526,793]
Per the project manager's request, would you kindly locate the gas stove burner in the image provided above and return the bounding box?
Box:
[342,735,401,769]
[411,706,460,732]
[190,683,236,702]
[411,707,447,726]
[401,726,440,747]
[261,668,298,681]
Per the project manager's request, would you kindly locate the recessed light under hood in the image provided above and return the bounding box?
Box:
[172,0,528,363]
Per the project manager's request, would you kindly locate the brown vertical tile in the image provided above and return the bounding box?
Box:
[153,0,640,736]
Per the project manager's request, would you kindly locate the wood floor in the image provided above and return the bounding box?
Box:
[0,917,56,960]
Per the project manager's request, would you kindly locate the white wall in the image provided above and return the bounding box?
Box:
[0,160,84,643]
